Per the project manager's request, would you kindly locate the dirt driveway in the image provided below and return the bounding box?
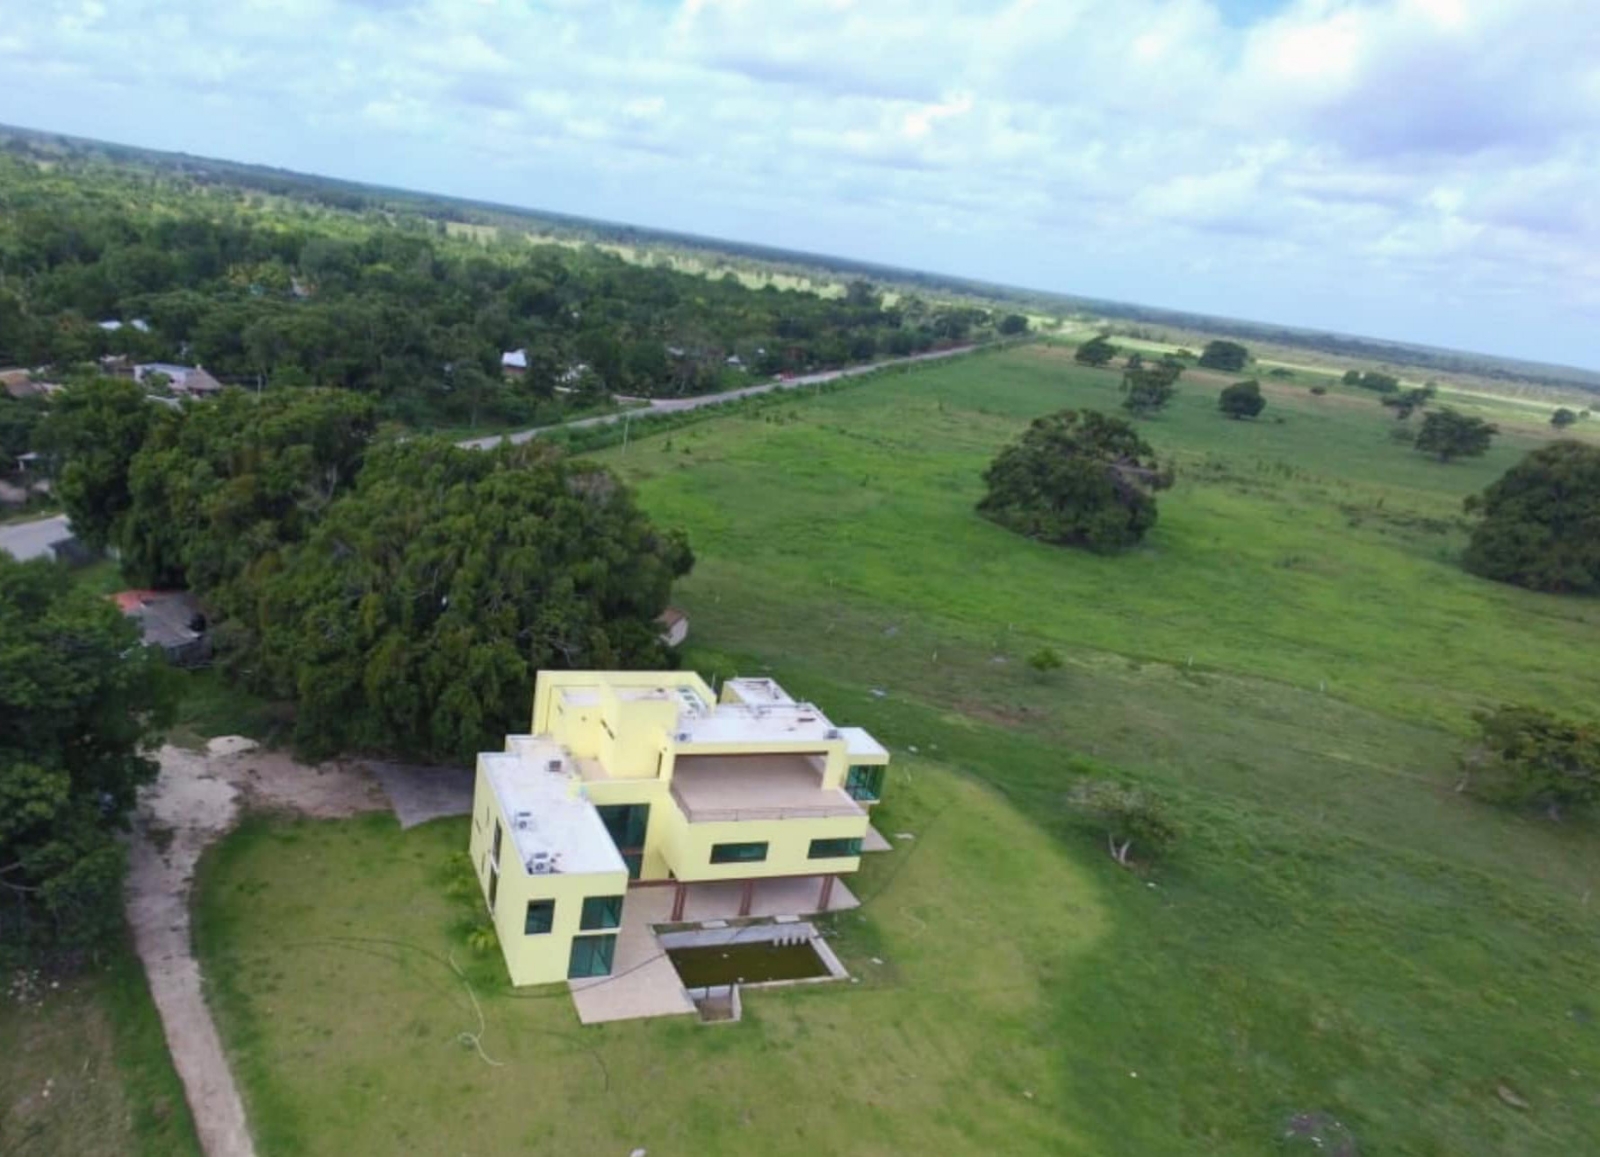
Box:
[126,739,384,1157]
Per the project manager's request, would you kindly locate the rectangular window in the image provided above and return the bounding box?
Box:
[487,860,500,912]
[492,818,503,865]
[580,895,623,931]
[710,841,769,864]
[808,837,863,859]
[844,765,885,802]
[596,804,650,880]
[524,899,555,935]
[568,934,617,979]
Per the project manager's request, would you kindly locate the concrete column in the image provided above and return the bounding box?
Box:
[739,877,755,917]
[670,881,687,922]
[818,874,836,911]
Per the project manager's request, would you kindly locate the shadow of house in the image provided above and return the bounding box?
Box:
[112,589,211,666]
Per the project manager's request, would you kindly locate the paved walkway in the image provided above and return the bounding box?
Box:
[365,759,473,829]
[126,740,383,1157]
[457,345,979,451]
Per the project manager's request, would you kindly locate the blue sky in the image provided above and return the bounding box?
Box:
[3,0,1597,368]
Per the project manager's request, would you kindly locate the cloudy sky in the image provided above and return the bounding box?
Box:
[3,0,1598,367]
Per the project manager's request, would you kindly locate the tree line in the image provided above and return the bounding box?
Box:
[0,150,1002,430]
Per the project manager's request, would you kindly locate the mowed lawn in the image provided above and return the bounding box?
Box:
[195,344,1600,1155]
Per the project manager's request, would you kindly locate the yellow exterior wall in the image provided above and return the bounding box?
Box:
[656,806,867,882]
[469,761,629,987]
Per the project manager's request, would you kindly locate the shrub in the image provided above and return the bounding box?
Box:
[1460,705,1600,821]
[1068,779,1179,865]
[1027,646,1064,674]
[1218,379,1265,420]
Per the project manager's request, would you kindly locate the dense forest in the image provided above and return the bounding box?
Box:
[0,133,996,429]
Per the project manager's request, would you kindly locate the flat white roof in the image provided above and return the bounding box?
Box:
[673,700,843,746]
[724,677,794,706]
[839,726,888,761]
[485,740,625,877]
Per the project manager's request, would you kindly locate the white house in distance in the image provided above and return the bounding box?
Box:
[501,349,528,379]
[134,363,224,398]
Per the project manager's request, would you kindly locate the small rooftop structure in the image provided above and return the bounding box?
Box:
[501,348,528,373]
[134,364,224,397]
[112,589,210,666]
[484,740,626,876]
[656,606,689,647]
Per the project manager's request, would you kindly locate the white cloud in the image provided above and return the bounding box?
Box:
[1,0,1597,364]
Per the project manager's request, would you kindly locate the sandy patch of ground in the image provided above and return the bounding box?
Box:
[126,739,383,1157]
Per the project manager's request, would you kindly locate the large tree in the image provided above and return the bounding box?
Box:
[0,556,175,965]
[1414,408,1497,462]
[1218,379,1265,420]
[977,409,1173,552]
[1074,335,1117,367]
[1121,358,1182,418]
[247,439,694,761]
[1551,408,1578,429]
[39,377,158,550]
[1197,340,1249,372]
[1462,441,1600,593]
[118,388,376,602]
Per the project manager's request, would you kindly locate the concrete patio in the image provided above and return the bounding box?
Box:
[567,875,859,1025]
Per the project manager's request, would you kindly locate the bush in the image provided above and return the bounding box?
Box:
[1309,385,1327,396]
[1197,340,1249,372]
[1460,705,1600,821]
[1074,335,1117,367]
[1027,646,1064,674]
[1067,779,1179,865]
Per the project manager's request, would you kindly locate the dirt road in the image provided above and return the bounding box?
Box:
[126,740,384,1157]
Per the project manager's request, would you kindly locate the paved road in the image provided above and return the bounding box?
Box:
[0,513,72,561]
[457,344,979,451]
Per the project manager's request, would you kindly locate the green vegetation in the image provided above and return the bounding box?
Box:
[1197,339,1249,372]
[0,555,174,965]
[0,945,202,1157]
[1463,440,1600,593]
[1551,407,1578,429]
[1342,368,1402,394]
[976,409,1172,552]
[1065,779,1179,865]
[1073,334,1117,367]
[0,144,1000,428]
[1218,378,1265,420]
[1119,356,1182,418]
[1460,705,1600,821]
[1415,408,1498,462]
[195,345,1600,1154]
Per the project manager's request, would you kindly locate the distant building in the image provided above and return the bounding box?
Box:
[656,606,689,647]
[501,349,528,378]
[557,362,590,386]
[134,363,224,398]
[111,589,211,666]
[1,369,61,400]
[98,318,151,333]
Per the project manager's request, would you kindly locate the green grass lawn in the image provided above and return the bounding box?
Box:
[195,345,1600,1154]
[0,946,201,1157]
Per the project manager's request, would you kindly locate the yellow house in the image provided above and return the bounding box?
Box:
[469,670,890,987]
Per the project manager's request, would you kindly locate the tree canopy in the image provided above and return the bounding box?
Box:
[246,440,693,761]
[1342,369,1401,394]
[1380,384,1436,419]
[1551,408,1578,429]
[1218,379,1265,420]
[1074,335,1117,367]
[1,556,175,965]
[1197,340,1249,372]
[1462,440,1600,594]
[977,409,1173,552]
[998,313,1029,336]
[39,377,158,550]
[1120,358,1182,418]
[1414,408,1497,462]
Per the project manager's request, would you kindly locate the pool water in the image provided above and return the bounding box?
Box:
[667,940,830,987]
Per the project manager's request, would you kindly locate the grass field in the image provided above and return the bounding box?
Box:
[0,947,201,1157]
[195,345,1600,1154]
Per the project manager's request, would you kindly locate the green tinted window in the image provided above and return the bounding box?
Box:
[808,837,863,859]
[580,895,623,931]
[524,899,554,935]
[844,765,885,801]
[710,841,769,864]
[568,934,617,978]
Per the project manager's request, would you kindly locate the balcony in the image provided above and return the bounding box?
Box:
[669,754,865,823]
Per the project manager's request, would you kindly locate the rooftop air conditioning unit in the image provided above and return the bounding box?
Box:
[675,731,690,742]
[825,728,841,739]
[546,759,563,774]
[529,851,552,874]
[513,810,534,830]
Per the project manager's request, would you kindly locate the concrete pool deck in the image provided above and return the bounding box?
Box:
[567,878,858,1025]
